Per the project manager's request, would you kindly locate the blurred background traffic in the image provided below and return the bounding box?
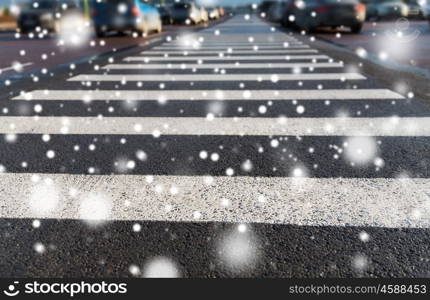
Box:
[0,0,226,38]
[1,0,429,36]
[0,0,230,78]
[1,0,430,77]
[258,0,428,33]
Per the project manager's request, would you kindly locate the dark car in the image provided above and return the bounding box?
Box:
[157,6,173,25]
[91,0,162,37]
[259,0,286,22]
[170,2,201,24]
[365,0,409,20]
[282,0,366,33]
[17,0,80,34]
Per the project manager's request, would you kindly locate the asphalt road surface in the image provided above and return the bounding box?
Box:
[1,15,430,278]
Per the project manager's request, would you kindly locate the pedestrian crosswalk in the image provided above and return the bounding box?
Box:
[2,14,430,277]
[3,14,430,227]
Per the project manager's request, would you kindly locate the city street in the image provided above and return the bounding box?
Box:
[0,23,210,79]
[1,14,430,278]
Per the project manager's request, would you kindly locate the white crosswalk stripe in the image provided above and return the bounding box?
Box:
[163,43,306,48]
[153,45,311,50]
[0,116,427,136]
[124,54,329,61]
[68,73,365,82]
[142,49,319,54]
[166,41,303,45]
[14,89,403,101]
[1,174,428,228]
[102,62,343,69]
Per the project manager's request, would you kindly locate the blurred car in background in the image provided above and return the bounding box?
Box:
[157,5,173,25]
[170,2,202,24]
[17,0,80,34]
[200,6,209,22]
[262,1,287,22]
[422,0,430,22]
[258,0,274,15]
[282,0,366,33]
[91,0,161,37]
[218,6,225,17]
[208,7,220,19]
[0,6,18,31]
[403,0,424,18]
[365,0,409,19]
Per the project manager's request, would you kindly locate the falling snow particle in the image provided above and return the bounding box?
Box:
[46,150,55,159]
[296,105,305,114]
[344,136,378,166]
[270,139,279,148]
[226,168,234,176]
[359,231,370,242]
[34,242,46,254]
[32,219,41,228]
[133,223,142,232]
[129,265,141,276]
[136,150,147,161]
[199,151,208,160]
[143,257,181,278]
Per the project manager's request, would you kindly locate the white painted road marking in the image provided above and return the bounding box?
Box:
[153,45,311,50]
[158,42,306,45]
[1,174,429,228]
[142,49,319,54]
[102,62,343,70]
[124,55,329,61]
[0,116,427,136]
[167,41,303,45]
[68,73,365,82]
[14,89,404,101]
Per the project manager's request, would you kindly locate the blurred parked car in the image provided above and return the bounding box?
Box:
[403,0,424,18]
[259,1,281,21]
[208,7,220,19]
[218,6,225,17]
[200,6,209,22]
[266,1,287,22]
[422,0,430,22]
[282,0,366,33]
[91,0,162,37]
[157,5,173,24]
[17,0,80,34]
[170,2,202,24]
[365,0,409,20]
